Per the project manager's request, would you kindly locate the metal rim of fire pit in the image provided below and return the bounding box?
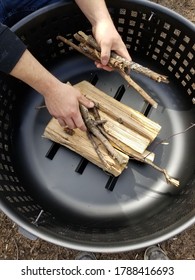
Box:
[0,0,195,253]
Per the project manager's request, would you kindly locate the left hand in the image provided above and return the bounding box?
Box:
[92,19,132,71]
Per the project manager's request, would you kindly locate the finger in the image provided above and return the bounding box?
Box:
[95,61,113,72]
[74,114,87,131]
[57,118,66,127]
[64,117,76,130]
[100,42,111,65]
[117,50,132,62]
[79,94,94,109]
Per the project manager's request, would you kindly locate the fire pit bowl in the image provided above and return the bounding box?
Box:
[0,0,194,252]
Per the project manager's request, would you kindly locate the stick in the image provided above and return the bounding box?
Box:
[56,34,162,107]
[119,71,158,108]
[80,104,127,165]
[76,31,168,83]
[139,157,179,187]
[75,31,131,74]
[87,131,109,169]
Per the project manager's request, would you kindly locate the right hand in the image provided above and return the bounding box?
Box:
[44,82,94,131]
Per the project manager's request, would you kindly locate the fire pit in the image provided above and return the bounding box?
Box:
[0,0,194,252]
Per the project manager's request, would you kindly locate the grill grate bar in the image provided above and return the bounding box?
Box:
[113,84,126,101]
[141,103,152,117]
[90,73,99,85]
[75,158,88,174]
[45,143,60,160]
[105,175,119,191]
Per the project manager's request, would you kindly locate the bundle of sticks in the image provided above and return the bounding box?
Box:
[57,31,169,108]
[43,31,179,187]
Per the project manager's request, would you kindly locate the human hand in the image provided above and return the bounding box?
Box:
[8,48,93,131]
[44,82,94,131]
[92,19,131,71]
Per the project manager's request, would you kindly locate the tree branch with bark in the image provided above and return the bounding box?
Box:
[57,31,168,108]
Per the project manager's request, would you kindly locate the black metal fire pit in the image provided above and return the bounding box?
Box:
[0,0,194,252]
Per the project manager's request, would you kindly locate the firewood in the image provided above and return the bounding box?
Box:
[74,31,168,83]
[79,104,127,166]
[74,81,161,143]
[57,32,168,108]
[43,81,159,176]
[43,117,129,177]
[43,81,179,186]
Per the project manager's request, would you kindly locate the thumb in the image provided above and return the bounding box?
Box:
[100,42,111,65]
[79,95,94,109]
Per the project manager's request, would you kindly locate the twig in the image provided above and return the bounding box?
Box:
[12,237,19,260]
[35,105,46,110]
[76,31,168,83]
[130,156,179,187]
[144,123,195,158]
[119,71,158,108]
[87,131,109,168]
[80,104,127,165]
[57,32,168,107]
[75,31,131,73]
[130,62,168,83]
[134,124,195,186]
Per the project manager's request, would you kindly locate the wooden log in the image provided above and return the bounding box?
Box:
[43,118,129,176]
[43,81,162,176]
[98,110,150,154]
[74,81,161,142]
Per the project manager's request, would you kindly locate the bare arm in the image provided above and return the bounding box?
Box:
[75,0,131,67]
[0,22,93,131]
[75,0,112,26]
[1,0,130,131]
[10,49,93,130]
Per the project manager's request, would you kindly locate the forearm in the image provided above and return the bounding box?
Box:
[75,0,113,26]
[10,48,94,131]
[0,24,93,131]
[10,49,61,98]
[75,0,131,64]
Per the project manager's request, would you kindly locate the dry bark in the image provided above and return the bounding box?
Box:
[57,31,168,108]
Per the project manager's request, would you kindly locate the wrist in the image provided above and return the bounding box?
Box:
[40,77,65,99]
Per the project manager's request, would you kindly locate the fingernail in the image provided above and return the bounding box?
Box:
[81,126,87,131]
[102,58,108,65]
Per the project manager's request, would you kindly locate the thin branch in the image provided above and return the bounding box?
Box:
[130,156,179,187]
[80,104,127,165]
[87,131,109,168]
[56,32,168,107]
[12,237,19,260]
[119,70,158,108]
[146,123,195,157]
